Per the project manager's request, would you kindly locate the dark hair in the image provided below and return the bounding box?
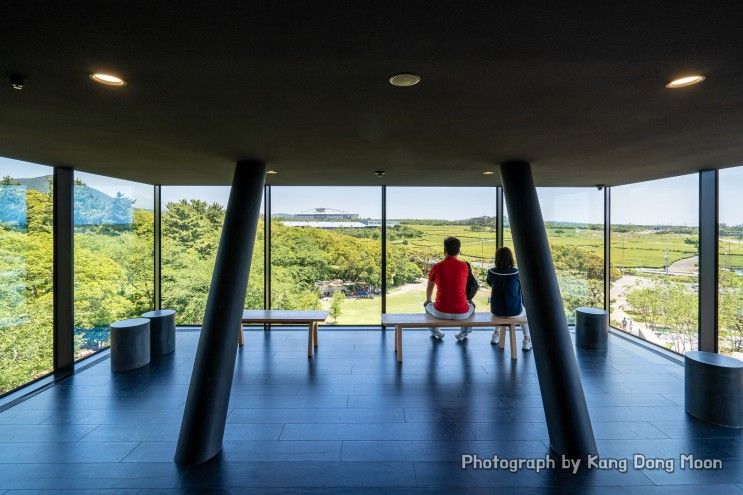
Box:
[443,236,461,256]
[495,246,515,271]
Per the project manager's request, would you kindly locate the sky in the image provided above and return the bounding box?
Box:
[3,156,743,225]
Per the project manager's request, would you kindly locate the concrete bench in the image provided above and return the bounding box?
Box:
[685,351,743,428]
[141,309,176,356]
[110,318,151,371]
[240,310,329,357]
[382,312,529,362]
[575,307,608,350]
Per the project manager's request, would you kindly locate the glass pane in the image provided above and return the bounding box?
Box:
[270,187,381,324]
[386,187,497,313]
[538,188,604,323]
[719,166,743,357]
[161,187,264,325]
[0,158,54,395]
[503,188,604,324]
[74,172,154,360]
[610,174,699,353]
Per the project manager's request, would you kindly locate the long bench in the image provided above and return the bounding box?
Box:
[240,310,329,357]
[382,313,529,362]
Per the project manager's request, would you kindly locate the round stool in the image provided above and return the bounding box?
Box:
[142,309,176,356]
[685,351,743,428]
[110,318,151,371]
[575,307,608,350]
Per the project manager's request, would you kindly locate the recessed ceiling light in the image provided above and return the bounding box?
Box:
[374,170,386,177]
[666,74,705,89]
[89,73,127,87]
[10,74,25,90]
[389,73,421,87]
[266,170,278,174]
[482,171,495,175]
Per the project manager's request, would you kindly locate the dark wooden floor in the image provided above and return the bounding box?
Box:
[0,327,742,494]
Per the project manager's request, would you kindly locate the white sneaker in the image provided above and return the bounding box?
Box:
[430,328,445,340]
[455,329,469,341]
[522,336,532,351]
[490,330,499,345]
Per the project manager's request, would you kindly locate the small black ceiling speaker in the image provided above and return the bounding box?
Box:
[9,73,25,90]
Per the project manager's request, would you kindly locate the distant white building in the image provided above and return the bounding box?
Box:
[296,208,359,220]
[278,207,399,229]
[282,221,368,229]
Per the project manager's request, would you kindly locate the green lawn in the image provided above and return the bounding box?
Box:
[322,284,492,326]
[389,223,742,270]
[321,222,743,325]
[396,224,605,263]
[395,224,498,262]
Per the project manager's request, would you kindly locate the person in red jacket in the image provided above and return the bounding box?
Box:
[424,237,475,340]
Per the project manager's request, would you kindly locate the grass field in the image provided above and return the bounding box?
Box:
[321,281,491,325]
[323,222,743,325]
[410,223,743,270]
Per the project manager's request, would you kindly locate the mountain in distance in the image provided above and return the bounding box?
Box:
[15,175,52,193]
[2,175,134,226]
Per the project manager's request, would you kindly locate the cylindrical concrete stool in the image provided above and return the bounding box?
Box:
[141,309,176,356]
[575,307,608,350]
[110,318,151,371]
[685,351,743,428]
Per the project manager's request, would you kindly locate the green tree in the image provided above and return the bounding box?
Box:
[0,180,54,394]
[1,175,20,185]
[329,291,345,322]
[161,200,266,323]
[627,286,663,331]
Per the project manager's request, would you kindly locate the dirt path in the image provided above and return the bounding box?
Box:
[610,275,664,345]
[668,255,698,274]
[388,279,427,295]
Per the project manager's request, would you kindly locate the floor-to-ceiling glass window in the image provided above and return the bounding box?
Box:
[610,174,699,353]
[386,187,497,313]
[0,158,54,395]
[270,187,381,324]
[502,188,604,324]
[161,187,264,325]
[74,172,154,359]
[719,166,743,357]
[539,188,604,323]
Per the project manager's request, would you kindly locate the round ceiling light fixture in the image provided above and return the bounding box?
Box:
[9,73,26,90]
[266,170,278,174]
[665,74,705,89]
[482,171,495,175]
[389,73,421,87]
[89,73,127,87]
[374,170,387,177]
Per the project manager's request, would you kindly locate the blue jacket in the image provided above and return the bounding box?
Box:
[486,267,523,317]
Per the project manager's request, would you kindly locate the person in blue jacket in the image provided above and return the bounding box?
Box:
[486,247,531,350]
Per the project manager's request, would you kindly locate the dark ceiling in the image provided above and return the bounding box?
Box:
[1,2,742,186]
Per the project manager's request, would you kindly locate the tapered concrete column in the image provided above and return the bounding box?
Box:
[175,160,266,466]
[500,160,597,459]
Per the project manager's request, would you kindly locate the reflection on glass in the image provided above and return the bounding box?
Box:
[610,174,699,353]
[161,187,264,325]
[74,172,154,359]
[386,188,496,313]
[503,188,605,324]
[270,187,381,324]
[719,166,743,357]
[0,158,54,395]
